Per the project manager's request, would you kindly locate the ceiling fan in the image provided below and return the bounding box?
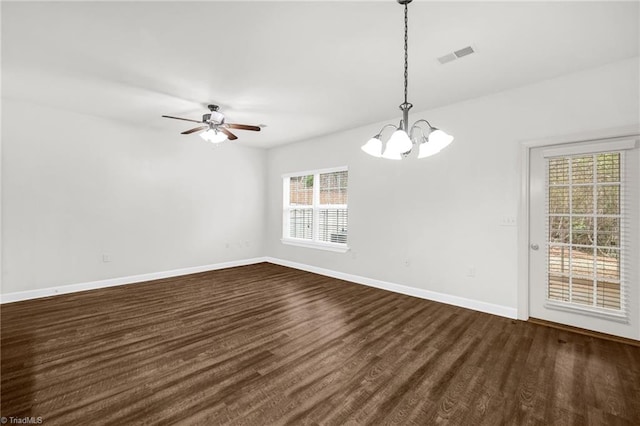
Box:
[162,104,261,143]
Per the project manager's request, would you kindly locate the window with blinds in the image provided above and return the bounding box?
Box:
[546,152,625,312]
[283,168,348,250]
[288,175,314,240]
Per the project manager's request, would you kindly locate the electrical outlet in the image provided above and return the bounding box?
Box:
[500,216,517,227]
[102,254,112,263]
[466,266,476,277]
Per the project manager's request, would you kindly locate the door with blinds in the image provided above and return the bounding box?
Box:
[529,138,639,339]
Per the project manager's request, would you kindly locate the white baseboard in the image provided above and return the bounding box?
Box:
[265,257,518,319]
[0,257,269,304]
[1,256,518,320]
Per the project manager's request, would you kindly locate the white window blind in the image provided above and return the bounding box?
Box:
[288,175,314,240]
[545,151,631,317]
[283,168,348,251]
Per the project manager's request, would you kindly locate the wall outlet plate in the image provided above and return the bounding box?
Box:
[500,216,517,226]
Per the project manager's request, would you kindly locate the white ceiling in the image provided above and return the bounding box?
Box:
[2,1,639,148]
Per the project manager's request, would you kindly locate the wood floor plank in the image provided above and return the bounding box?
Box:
[2,263,639,425]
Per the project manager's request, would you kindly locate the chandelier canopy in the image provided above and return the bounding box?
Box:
[361,0,454,160]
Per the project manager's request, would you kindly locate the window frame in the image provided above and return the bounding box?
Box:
[541,138,637,322]
[282,166,349,253]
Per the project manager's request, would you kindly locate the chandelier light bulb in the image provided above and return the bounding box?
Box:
[388,130,413,153]
[417,141,441,159]
[427,129,454,151]
[382,130,411,160]
[382,144,403,160]
[361,137,383,157]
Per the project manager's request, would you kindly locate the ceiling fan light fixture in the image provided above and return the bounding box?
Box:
[200,129,228,144]
[364,0,454,161]
[162,104,261,144]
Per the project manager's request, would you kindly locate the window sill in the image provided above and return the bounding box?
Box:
[544,301,629,324]
[281,238,350,253]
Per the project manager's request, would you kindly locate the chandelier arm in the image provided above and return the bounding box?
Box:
[409,123,425,140]
[411,119,434,130]
[375,123,400,138]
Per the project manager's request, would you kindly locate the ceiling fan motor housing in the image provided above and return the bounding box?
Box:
[203,110,225,124]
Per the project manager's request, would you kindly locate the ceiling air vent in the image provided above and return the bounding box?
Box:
[437,53,457,64]
[454,46,475,58]
[437,45,476,64]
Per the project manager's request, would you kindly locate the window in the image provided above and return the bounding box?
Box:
[282,167,348,252]
[546,152,626,312]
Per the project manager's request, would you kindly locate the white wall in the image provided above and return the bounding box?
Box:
[1,99,266,294]
[3,57,638,311]
[265,57,640,312]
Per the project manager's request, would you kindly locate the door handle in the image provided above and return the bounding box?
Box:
[530,243,539,250]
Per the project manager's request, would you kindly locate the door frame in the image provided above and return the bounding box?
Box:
[517,125,640,322]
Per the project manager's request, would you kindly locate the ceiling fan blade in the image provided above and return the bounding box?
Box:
[181,126,208,135]
[219,127,238,140]
[225,123,261,132]
[162,115,202,124]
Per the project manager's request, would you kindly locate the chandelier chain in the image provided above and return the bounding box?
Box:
[403,2,408,105]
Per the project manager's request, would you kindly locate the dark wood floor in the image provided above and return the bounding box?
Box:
[1,263,639,425]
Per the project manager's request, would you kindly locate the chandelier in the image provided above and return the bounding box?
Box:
[361,0,454,160]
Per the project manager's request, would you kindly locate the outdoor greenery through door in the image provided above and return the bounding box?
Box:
[547,152,622,310]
